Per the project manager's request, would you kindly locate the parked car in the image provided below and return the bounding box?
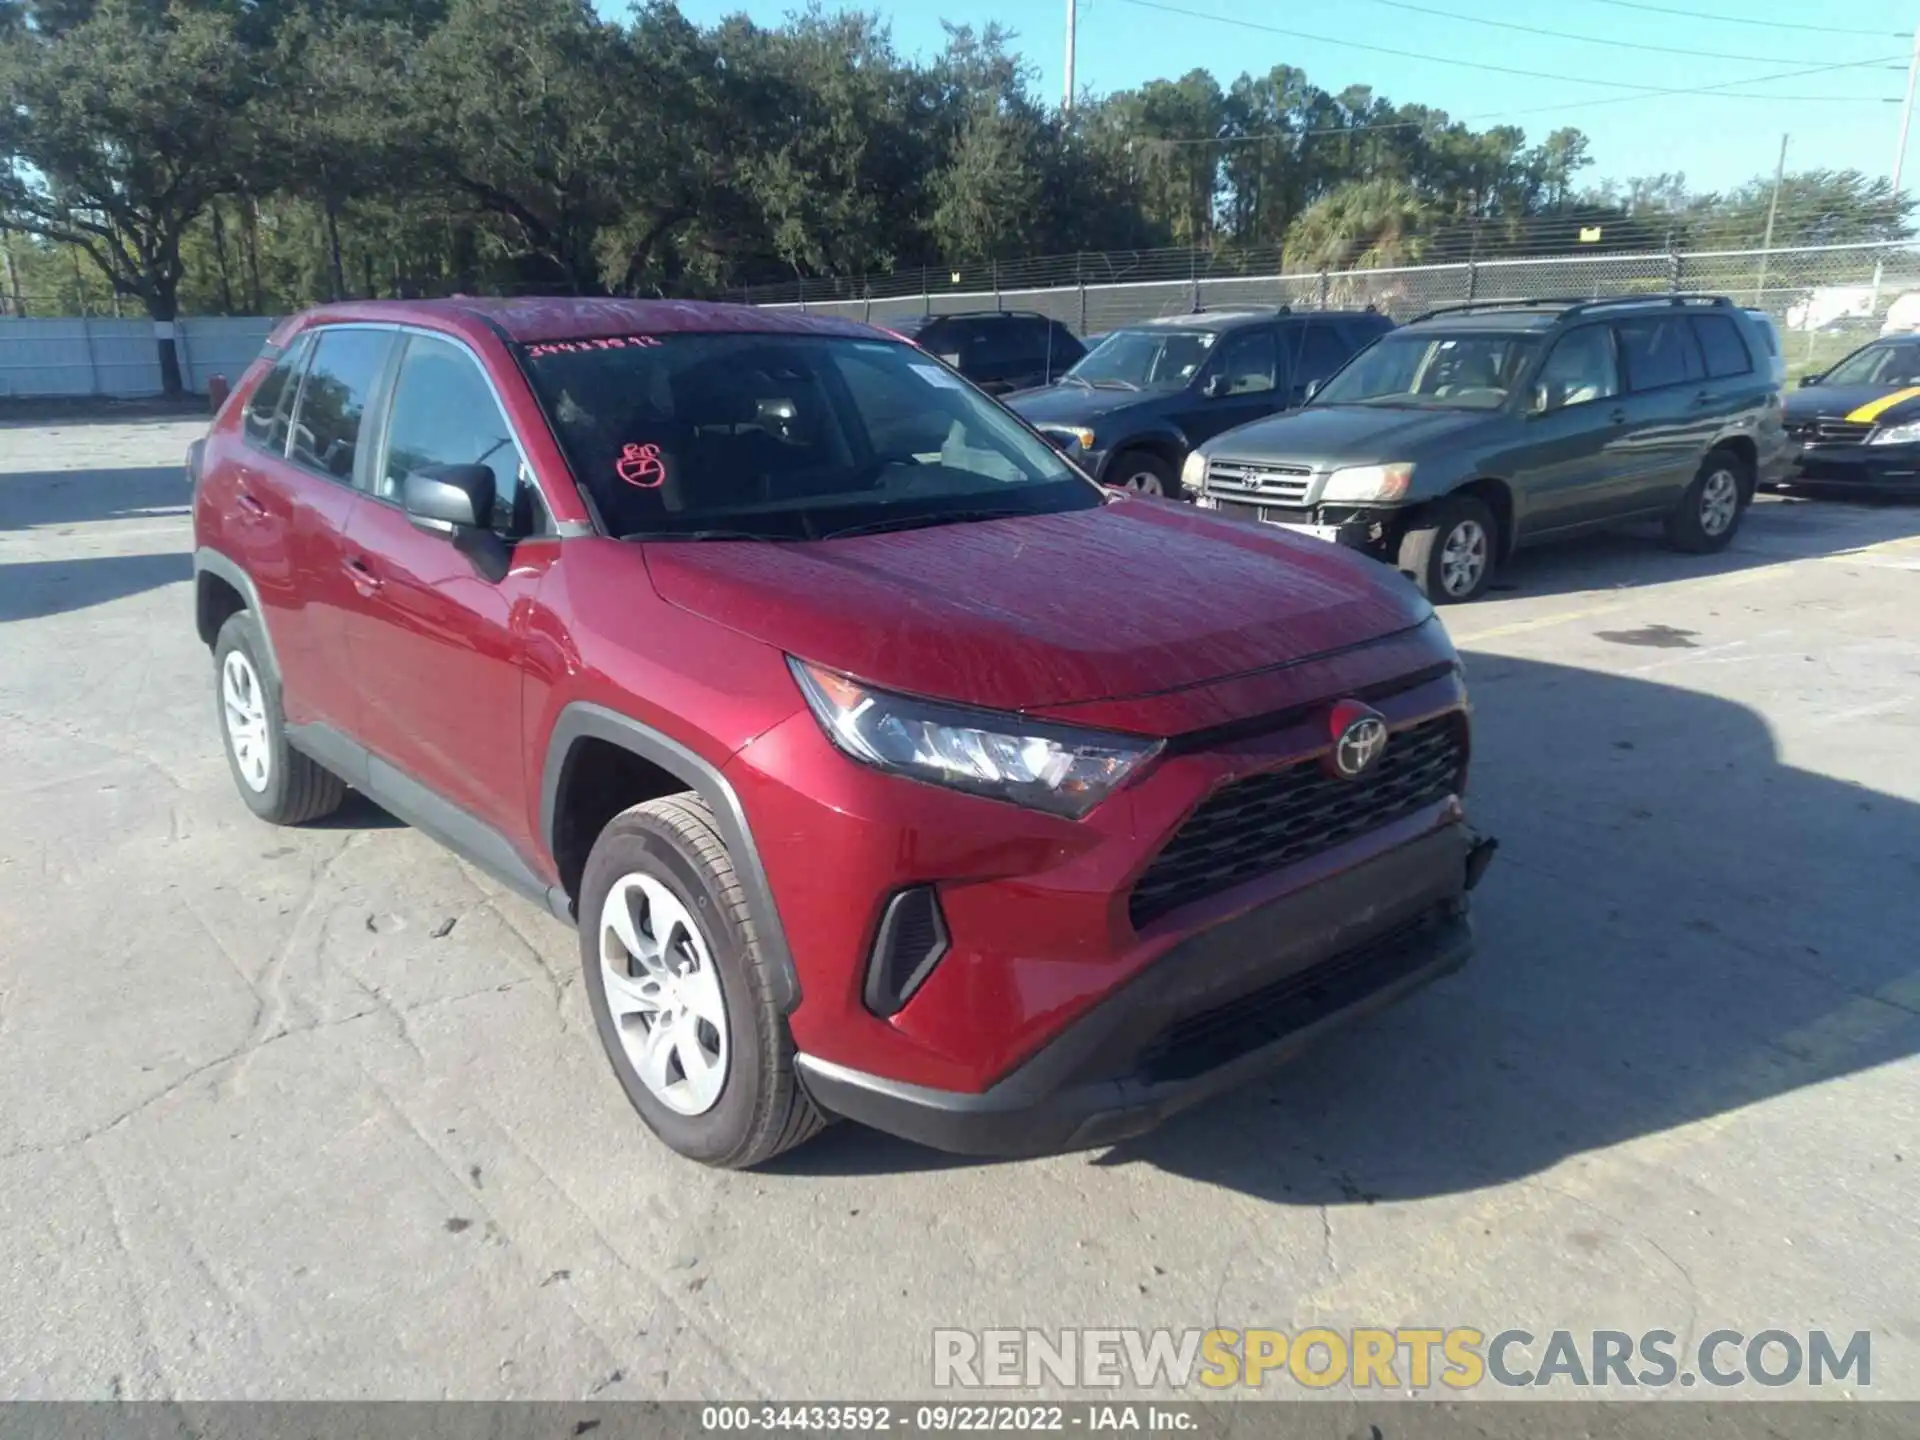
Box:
[1182,295,1792,603]
[1005,306,1396,497]
[189,297,1495,1167]
[1779,332,1920,494]
[885,310,1085,396]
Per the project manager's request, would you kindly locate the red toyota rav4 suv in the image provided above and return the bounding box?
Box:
[190,298,1495,1167]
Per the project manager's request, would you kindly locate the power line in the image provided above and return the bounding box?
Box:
[1554,0,1901,39]
[1349,0,1881,67]
[1109,0,1896,95]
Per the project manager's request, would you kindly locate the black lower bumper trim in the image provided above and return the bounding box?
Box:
[798,823,1487,1158]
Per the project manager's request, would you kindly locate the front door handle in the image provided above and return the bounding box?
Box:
[1610,407,1628,424]
[343,556,383,595]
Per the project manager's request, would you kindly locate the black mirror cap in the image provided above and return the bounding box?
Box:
[1203,373,1230,399]
[403,463,495,534]
[1798,374,1822,388]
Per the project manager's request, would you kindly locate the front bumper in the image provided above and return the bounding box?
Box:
[1198,494,1390,551]
[1785,442,1920,494]
[796,823,1495,1157]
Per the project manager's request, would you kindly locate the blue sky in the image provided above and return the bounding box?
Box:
[653,0,1914,192]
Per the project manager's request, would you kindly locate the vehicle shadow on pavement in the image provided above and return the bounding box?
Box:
[0,465,191,531]
[1478,495,1920,603]
[0,553,193,622]
[776,649,1920,1194]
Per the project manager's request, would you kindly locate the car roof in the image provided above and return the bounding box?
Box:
[267,296,883,349]
[1405,308,1567,333]
[1121,308,1381,333]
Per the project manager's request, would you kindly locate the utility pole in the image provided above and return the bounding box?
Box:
[1754,133,1788,306]
[1063,0,1077,113]
[1872,19,1920,312]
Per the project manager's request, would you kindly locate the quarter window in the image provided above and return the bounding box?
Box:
[243,336,312,455]
[288,328,395,483]
[1691,315,1754,379]
[1613,316,1706,392]
[379,335,539,537]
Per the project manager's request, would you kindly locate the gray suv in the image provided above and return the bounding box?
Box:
[1182,296,1792,602]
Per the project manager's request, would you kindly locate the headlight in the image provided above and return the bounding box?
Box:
[1180,449,1208,493]
[789,658,1162,818]
[1049,426,1097,451]
[1869,421,1920,445]
[1320,462,1415,503]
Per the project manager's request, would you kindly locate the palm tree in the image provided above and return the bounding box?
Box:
[1283,178,1434,272]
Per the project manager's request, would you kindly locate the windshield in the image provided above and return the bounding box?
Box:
[520,333,1099,540]
[1063,328,1218,390]
[1315,330,1540,409]
[1824,342,1920,388]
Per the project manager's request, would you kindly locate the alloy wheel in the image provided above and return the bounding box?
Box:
[1440,519,1489,597]
[1699,469,1739,537]
[599,873,729,1116]
[1122,471,1166,496]
[221,650,271,793]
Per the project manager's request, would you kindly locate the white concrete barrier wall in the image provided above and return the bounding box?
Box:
[0,316,278,398]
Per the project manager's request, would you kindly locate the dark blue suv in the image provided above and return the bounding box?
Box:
[1006,307,1395,496]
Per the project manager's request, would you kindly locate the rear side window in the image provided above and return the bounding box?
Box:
[1290,321,1353,385]
[243,336,312,455]
[1047,323,1086,366]
[1691,315,1754,379]
[1613,316,1706,392]
[289,329,396,482]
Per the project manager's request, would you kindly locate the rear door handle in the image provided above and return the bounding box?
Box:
[1609,408,1628,424]
[236,493,268,519]
[1692,391,1713,408]
[343,556,383,595]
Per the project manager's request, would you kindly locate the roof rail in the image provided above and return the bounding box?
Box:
[917,308,1055,322]
[1187,303,1293,316]
[1410,292,1735,325]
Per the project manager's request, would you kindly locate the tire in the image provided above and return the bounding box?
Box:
[1665,448,1750,554]
[1397,493,1498,604]
[212,611,346,825]
[1110,450,1178,499]
[578,793,825,1168]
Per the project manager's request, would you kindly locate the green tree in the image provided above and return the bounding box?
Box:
[1284,177,1433,271]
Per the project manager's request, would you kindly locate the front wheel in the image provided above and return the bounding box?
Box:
[1111,450,1177,499]
[578,794,825,1168]
[1665,450,1749,553]
[1397,494,1498,604]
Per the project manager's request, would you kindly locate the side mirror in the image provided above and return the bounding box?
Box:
[1303,378,1323,403]
[1527,382,1551,415]
[1203,373,1230,399]
[403,463,494,535]
[207,374,231,414]
[1798,373,1822,388]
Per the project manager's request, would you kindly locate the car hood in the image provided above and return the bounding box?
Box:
[641,498,1433,713]
[1784,383,1920,423]
[1005,385,1154,428]
[1205,403,1495,464]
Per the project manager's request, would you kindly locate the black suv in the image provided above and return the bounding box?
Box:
[1185,295,1792,601]
[1005,307,1395,497]
[887,310,1086,396]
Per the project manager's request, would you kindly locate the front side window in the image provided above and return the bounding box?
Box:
[1208,328,1278,395]
[1314,330,1540,410]
[380,335,539,537]
[288,328,395,482]
[1531,325,1620,413]
[1613,316,1706,392]
[1824,341,1920,387]
[520,333,1097,541]
[243,336,312,455]
[1064,328,1219,390]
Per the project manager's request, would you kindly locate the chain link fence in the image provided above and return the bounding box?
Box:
[761,241,1920,378]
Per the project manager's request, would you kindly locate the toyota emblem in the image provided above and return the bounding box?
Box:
[1326,700,1389,780]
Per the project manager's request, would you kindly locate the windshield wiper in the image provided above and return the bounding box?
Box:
[820,508,1020,540]
[621,528,792,542]
[1060,373,1095,388]
[1089,378,1141,391]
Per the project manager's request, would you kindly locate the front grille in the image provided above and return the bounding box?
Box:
[1786,418,1873,445]
[1206,458,1315,506]
[1135,911,1444,1083]
[1213,498,1314,525]
[1128,712,1465,929]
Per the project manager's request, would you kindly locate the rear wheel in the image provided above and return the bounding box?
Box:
[1398,494,1498,604]
[1111,450,1177,499]
[578,794,825,1167]
[1665,449,1749,553]
[212,612,345,825]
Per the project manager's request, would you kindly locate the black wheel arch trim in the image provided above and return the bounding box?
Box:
[193,547,283,680]
[1103,429,1189,479]
[539,703,801,1012]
